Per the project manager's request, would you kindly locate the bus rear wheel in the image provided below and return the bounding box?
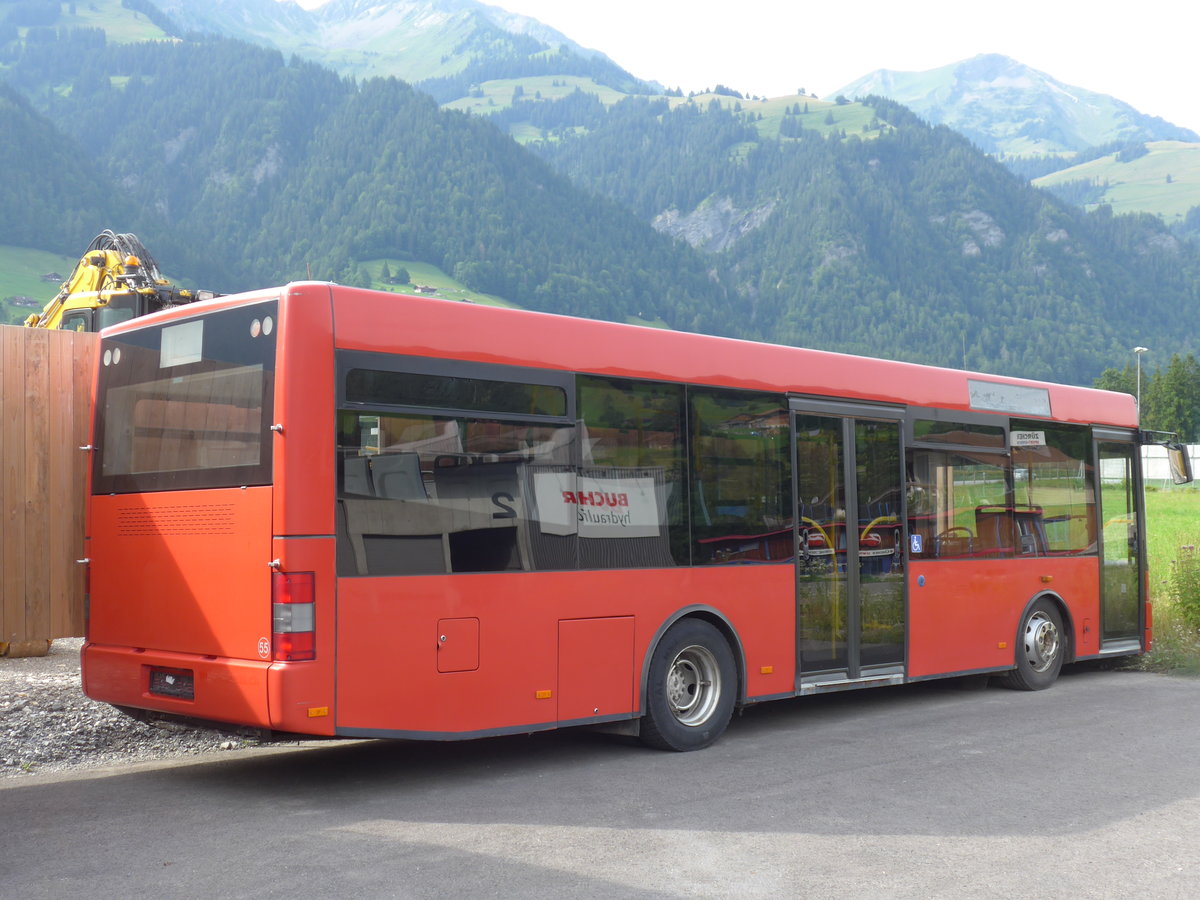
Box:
[1000,599,1065,691]
[640,619,737,751]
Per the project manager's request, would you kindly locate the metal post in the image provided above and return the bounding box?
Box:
[1132,346,1149,421]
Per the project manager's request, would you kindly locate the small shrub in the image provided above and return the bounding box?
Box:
[1140,545,1200,674]
[1170,546,1200,631]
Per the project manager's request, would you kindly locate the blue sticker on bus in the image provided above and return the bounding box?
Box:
[911,533,923,554]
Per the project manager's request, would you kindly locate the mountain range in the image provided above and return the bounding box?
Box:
[833,53,1199,158]
[153,0,636,86]
[1,0,1198,400]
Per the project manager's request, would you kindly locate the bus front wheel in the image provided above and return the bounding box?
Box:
[1000,600,1065,691]
[640,619,737,751]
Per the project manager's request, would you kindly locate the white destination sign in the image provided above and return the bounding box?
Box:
[1011,430,1047,447]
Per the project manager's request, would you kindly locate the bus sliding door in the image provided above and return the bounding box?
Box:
[1096,439,1145,651]
[792,403,906,688]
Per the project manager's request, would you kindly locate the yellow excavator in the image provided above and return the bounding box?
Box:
[25,230,216,331]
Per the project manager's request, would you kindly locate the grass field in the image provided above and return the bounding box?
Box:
[1141,487,1200,672]
[444,76,630,121]
[359,258,669,328]
[0,245,77,325]
[360,258,519,307]
[1034,141,1200,223]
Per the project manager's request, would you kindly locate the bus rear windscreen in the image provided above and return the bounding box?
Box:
[92,302,277,493]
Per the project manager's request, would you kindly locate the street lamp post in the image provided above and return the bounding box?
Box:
[1133,346,1149,420]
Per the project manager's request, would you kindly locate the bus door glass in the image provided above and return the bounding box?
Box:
[1097,441,1142,643]
[793,405,905,682]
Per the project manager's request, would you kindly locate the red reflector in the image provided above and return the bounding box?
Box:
[272,571,316,661]
[273,631,316,662]
[272,571,315,604]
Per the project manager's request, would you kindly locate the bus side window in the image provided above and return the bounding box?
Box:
[1011,421,1096,556]
[577,375,687,567]
[335,410,576,576]
[689,386,792,565]
[907,449,1012,559]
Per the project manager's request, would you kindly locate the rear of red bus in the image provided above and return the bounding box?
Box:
[81,286,338,736]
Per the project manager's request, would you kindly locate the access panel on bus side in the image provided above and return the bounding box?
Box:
[333,566,794,739]
[906,557,1099,677]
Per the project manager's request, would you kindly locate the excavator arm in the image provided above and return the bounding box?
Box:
[25,231,214,331]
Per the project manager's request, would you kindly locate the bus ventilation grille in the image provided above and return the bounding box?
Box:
[115,504,237,536]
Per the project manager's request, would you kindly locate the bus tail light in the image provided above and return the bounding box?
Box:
[272,571,316,661]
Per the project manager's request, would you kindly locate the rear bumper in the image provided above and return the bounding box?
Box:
[82,642,273,730]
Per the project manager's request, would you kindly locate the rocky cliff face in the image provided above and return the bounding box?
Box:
[653,196,776,253]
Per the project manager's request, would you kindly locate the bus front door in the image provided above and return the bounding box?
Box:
[1097,440,1144,650]
[792,406,906,688]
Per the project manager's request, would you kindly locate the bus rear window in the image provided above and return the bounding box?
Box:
[92,302,277,494]
[346,369,567,417]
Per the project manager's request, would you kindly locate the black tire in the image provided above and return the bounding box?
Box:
[640,618,737,751]
[1000,599,1065,691]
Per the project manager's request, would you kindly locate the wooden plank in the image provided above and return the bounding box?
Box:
[22,327,51,641]
[1,326,26,645]
[67,333,94,636]
[48,333,68,636]
[0,327,96,645]
[49,332,80,636]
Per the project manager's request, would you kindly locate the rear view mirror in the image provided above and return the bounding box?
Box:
[1167,442,1193,485]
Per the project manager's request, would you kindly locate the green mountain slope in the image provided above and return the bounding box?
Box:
[833,54,1199,157]
[3,26,1198,386]
[0,0,176,43]
[1034,141,1200,223]
[532,94,1200,382]
[2,35,733,332]
[152,0,646,95]
[0,81,128,254]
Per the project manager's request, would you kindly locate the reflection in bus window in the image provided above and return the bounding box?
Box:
[690,387,792,565]
[577,375,687,567]
[336,412,575,576]
[1011,421,1096,556]
[907,449,1012,559]
[103,365,267,478]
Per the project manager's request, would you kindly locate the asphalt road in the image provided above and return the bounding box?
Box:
[3,665,1199,899]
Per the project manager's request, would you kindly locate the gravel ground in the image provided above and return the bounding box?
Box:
[0,639,292,779]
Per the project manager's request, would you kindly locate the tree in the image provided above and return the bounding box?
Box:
[1093,364,1135,397]
[380,260,392,283]
[1146,354,1200,440]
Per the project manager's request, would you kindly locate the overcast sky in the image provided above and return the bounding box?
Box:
[286,0,1200,135]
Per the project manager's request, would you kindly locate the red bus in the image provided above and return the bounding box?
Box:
[80,283,1189,751]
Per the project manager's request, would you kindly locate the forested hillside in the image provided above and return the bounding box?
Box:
[528,95,1200,382]
[2,19,1199,389]
[0,80,126,252]
[2,35,733,332]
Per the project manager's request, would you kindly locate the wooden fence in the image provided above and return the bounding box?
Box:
[1,325,95,656]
